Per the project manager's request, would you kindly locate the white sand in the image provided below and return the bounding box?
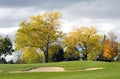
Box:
[10,67,103,73]
[85,67,103,70]
[28,67,65,72]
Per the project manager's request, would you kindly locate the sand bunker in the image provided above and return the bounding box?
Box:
[10,67,65,73]
[10,67,103,73]
[28,67,65,72]
[85,67,103,70]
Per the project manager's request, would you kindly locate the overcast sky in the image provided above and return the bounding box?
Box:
[0,0,120,41]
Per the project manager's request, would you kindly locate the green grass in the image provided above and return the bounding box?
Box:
[0,61,120,79]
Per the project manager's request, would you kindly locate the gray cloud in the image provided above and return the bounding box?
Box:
[61,0,120,19]
[0,0,120,41]
[0,0,79,9]
[0,7,39,28]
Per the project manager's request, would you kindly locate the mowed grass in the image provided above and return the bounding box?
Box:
[0,61,120,79]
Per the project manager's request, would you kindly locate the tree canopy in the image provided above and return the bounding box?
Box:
[0,36,13,57]
[14,11,120,63]
[15,11,62,63]
[0,36,13,64]
[63,26,102,60]
[103,32,118,61]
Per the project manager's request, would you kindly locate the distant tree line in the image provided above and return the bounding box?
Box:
[1,11,120,64]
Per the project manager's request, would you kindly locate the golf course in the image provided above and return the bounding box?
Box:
[0,61,120,79]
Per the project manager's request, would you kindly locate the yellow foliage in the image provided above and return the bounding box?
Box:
[39,51,45,63]
[15,11,62,50]
[63,26,102,60]
[23,47,40,64]
[14,11,62,63]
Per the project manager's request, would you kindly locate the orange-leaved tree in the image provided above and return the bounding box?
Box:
[103,31,118,60]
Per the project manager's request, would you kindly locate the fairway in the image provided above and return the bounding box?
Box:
[0,61,120,79]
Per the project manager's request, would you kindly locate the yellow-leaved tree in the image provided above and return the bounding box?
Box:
[62,32,80,61]
[63,26,102,60]
[14,11,62,63]
[48,44,64,62]
[22,47,40,64]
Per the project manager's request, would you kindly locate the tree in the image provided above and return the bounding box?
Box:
[15,11,62,63]
[64,47,80,61]
[96,35,106,61]
[7,59,14,64]
[0,57,7,64]
[63,26,102,60]
[49,44,64,62]
[62,31,80,61]
[22,47,40,64]
[39,51,45,63]
[103,31,118,61]
[0,36,13,59]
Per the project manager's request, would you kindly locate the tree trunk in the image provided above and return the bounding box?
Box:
[44,50,48,63]
[44,41,49,63]
[86,54,88,60]
[82,53,87,60]
[85,53,87,60]
[44,34,50,63]
[0,54,1,61]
